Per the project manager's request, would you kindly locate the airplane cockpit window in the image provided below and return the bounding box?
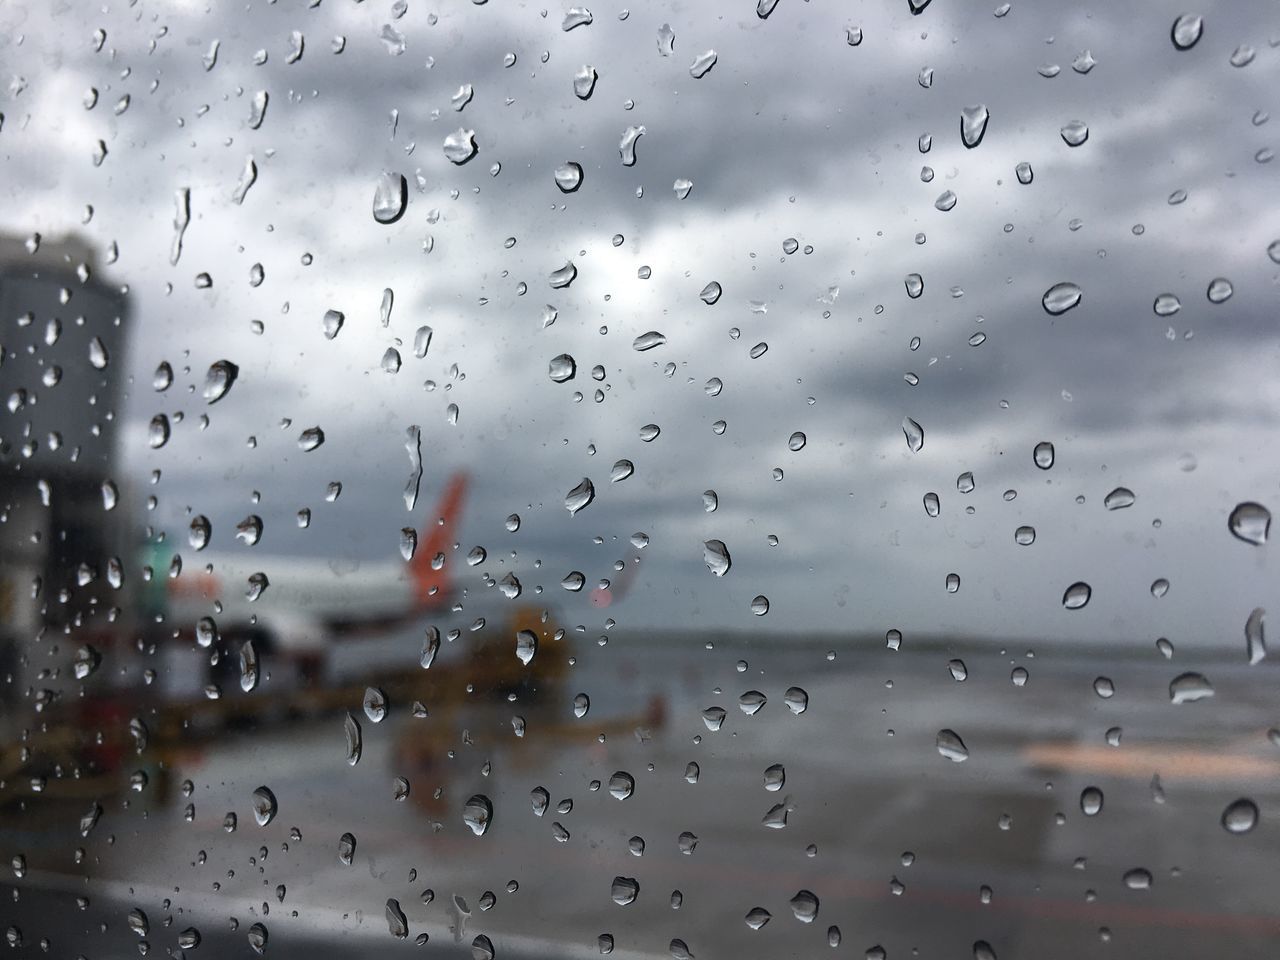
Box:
[2,2,1278,958]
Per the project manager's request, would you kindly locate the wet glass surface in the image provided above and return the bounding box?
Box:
[1,2,1279,958]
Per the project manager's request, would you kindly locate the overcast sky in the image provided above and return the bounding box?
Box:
[2,0,1278,648]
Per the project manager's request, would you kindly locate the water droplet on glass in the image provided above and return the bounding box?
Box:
[1015,161,1033,184]
[515,630,538,665]
[1062,582,1091,609]
[472,936,495,960]
[372,172,408,224]
[1015,526,1036,546]
[1042,282,1082,315]
[619,126,645,166]
[703,540,731,577]
[565,478,595,514]
[698,281,722,304]
[745,908,771,930]
[549,261,578,288]
[1153,293,1181,317]
[251,786,277,826]
[701,706,727,731]
[1171,14,1203,49]
[1080,786,1104,816]
[573,65,598,99]
[443,128,478,164]
[789,890,819,923]
[1033,441,1055,469]
[783,686,808,715]
[905,274,924,298]
[463,795,493,835]
[338,832,357,865]
[610,460,634,483]
[247,923,268,955]
[1104,487,1135,510]
[1060,120,1089,146]
[610,877,639,905]
[344,713,362,765]
[554,162,583,193]
[148,414,171,449]
[960,105,990,148]
[178,928,202,950]
[548,354,577,382]
[934,190,957,211]
[936,729,969,761]
[1229,502,1270,544]
[203,360,238,403]
[562,6,593,30]
[689,50,717,78]
[1245,607,1267,665]
[1169,672,1214,704]
[924,492,940,517]
[1222,798,1259,834]
[639,423,661,442]
[1230,45,1255,67]
[1207,277,1233,303]
[1123,868,1152,891]
[363,686,388,723]
[902,417,924,452]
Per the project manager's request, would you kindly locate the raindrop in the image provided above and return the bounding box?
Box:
[1080,787,1103,816]
[1015,526,1036,545]
[386,899,408,939]
[338,832,357,865]
[905,274,924,298]
[751,595,770,616]
[149,415,171,449]
[902,417,924,452]
[745,908,771,930]
[463,795,493,835]
[372,172,408,224]
[1171,14,1203,50]
[554,162,583,193]
[1229,502,1270,545]
[689,50,717,78]
[548,261,578,288]
[960,105,990,148]
[1033,441,1055,469]
[934,190,957,211]
[573,65,598,99]
[442,128,478,164]
[1222,798,1259,834]
[363,687,388,723]
[549,354,577,382]
[789,890,819,923]
[565,478,595,514]
[251,787,277,826]
[1015,162,1033,184]
[783,687,808,715]
[1246,607,1266,665]
[703,540,731,577]
[701,706,727,731]
[788,431,807,451]
[1060,120,1089,146]
[1169,672,1214,704]
[619,126,645,165]
[1123,868,1152,891]
[516,630,538,665]
[924,492,940,517]
[699,281,722,304]
[562,6,593,30]
[1207,277,1233,303]
[936,729,969,762]
[633,331,666,351]
[1062,582,1091,609]
[1153,293,1181,316]
[344,713,362,765]
[573,693,590,718]
[203,360,238,403]
[1104,487,1135,510]
[610,877,639,906]
[639,423,661,442]
[298,426,325,451]
[178,929,202,950]
[1042,282,1082,315]
[610,460,634,483]
[248,923,268,955]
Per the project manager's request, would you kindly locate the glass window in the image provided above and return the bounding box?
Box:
[1,2,1277,958]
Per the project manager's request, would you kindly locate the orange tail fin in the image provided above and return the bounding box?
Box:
[409,471,469,609]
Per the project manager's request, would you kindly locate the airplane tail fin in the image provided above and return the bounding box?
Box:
[409,471,469,609]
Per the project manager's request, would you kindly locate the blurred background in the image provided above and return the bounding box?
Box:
[1,1,1279,957]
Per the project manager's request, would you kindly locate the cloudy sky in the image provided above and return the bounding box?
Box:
[2,0,1278,648]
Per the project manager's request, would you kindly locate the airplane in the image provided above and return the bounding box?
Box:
[159,472,542,690]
